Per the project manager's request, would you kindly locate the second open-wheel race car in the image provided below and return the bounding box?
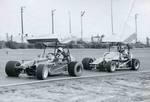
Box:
[82,42,140,72]
[5,38,83,80]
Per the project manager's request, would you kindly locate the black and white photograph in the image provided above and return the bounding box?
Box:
[0,0,150,102]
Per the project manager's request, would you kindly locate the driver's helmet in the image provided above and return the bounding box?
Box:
[57,47,64,53]
[56,47,65,60]
[120,46,125,53]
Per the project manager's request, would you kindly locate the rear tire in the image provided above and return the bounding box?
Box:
[82,58,93,70]
[130,59,140,70]
[68,61,83,77]
[106,61,116,72]
[36,64,48,80]
[5,61,21,77]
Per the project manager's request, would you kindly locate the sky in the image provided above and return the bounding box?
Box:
[0,0,150,43]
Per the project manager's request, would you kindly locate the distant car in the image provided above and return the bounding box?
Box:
[82,42,140,72]
[5,39,83,80]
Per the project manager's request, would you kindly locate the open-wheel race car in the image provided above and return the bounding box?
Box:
[5,38,83,80]
[82,42,140,72]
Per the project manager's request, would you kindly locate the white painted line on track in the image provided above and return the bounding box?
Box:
[0,70,150,88]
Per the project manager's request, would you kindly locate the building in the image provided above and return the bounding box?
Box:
[0,41,5,49]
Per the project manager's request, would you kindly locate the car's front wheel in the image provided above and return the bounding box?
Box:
[106,61,117,72]
[36,64,49,80]
[130,59,140,70]
[68,61,83,77]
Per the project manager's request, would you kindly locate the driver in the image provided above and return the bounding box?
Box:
[120,46,129,60]
[46,47,65,62]
[56,47,66,61]
[56,47,71,62]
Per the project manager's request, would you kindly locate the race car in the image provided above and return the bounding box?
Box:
[5,38,83,80]
[82,42,140,72]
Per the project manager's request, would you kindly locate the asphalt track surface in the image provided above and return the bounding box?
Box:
[0,48,150,86]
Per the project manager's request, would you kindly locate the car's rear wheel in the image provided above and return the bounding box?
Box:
[82,58,93,70]
[36,64,48,80]
[5,61,21,77]
[106,61,116,72]
[68,61,83,77]
[130,59,140,70]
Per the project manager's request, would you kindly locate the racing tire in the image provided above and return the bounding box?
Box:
[5,61,21,77]
[68,61,83,77]
[106,61,116,72]
[36,64,48,80]
[82,58,93,70]
[130,59,140,70]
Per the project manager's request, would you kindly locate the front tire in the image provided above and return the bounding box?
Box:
[130,59,140,70]
[68,61,83,77]
[82,58,93,70]
[36,64,48,80]
[106,61,116,72]
[5,61,21,77]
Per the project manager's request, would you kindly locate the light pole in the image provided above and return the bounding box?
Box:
[68,11,72,35]
[21,6,25,43]
[135,13,138,43]
[81,11,85,41]
[110,0,114,35]
[51,9,56,34]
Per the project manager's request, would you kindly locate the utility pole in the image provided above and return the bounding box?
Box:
[110,0,114,35]
[146,37,149,47]
[135,13,138,43]
[6,33,9,41]
[51,9,56,34]
[68,11,72,35]
[81,11,85,41]
[10,35,13,42]
[21,6,25,43]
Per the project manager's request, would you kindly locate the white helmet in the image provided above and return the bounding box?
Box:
[57,47,64,53]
